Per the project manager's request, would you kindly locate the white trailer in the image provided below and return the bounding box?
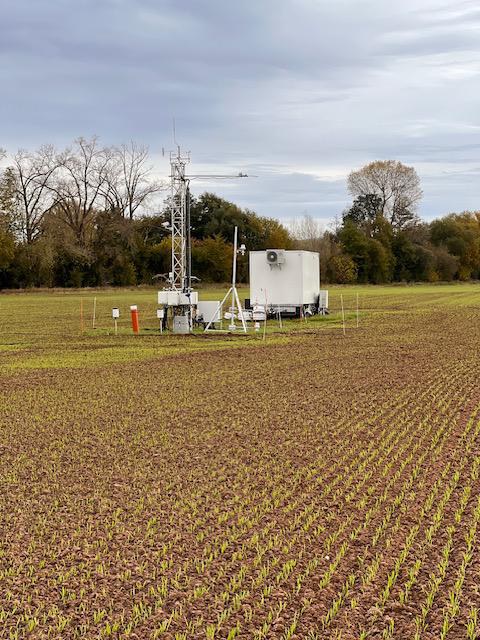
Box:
[248,250,327,316]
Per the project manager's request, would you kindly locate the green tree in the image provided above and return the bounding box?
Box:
[0,215,15,273]
[188,192,292,249]
[430,212,480,280]
[338,221,371,282]
[92,211,137,285]
[327,255,357,283]
[338,221,393,283]
[432,246,459,282]
[192,235,233,282]
[343,194,383,235]
[189,193,247,240]
[367,238,392,283]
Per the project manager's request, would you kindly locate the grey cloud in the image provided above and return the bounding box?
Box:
[1,0,479,222]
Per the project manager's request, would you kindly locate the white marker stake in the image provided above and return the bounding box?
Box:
[341,294,346,336]
[80,299,84,334]
[356,292,359,329]
[92,297,97,329]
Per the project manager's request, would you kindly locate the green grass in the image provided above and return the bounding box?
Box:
[1,282,479,371]
[2,281,480,638]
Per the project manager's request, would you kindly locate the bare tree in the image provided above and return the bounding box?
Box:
[0,167,18,231]
[50,137,112,246]
[290,214,324,252]
[11,146,59,243]
[347,160,422,229]
[290,214,339,283]
[103,142,163,219]
[0,152,16,268]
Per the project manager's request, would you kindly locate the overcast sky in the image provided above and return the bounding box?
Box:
[1,0,479,226]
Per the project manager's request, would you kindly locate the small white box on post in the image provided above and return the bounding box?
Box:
[156,308,165,333]
[112,307,120,335]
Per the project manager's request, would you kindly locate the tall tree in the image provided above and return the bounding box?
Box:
[290,214,339,283]
[290,214,323,250]
[348,160,422,229]
[102,142,163,219]
[0,167,18,228]
[50,137,111,246]
[12,146,59,243]
[343,194,383,234]
[0,155,15,274]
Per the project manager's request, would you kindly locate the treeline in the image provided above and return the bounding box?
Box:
[300,210,480,284]
[1,143,479,287]
[0,138,289,288]
[313,161,480,283]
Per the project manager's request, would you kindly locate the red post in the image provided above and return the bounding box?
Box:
[130,305,139,334]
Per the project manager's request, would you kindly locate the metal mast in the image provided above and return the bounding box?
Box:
[169,147,191,292]
[168,147,247,294]
[162,142,248,333]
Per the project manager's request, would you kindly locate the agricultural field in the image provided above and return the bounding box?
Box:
[1,283,480,639]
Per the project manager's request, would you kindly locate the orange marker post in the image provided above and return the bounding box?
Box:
[130,305,139,335]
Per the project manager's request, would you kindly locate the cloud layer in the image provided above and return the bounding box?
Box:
[1,0,479,224]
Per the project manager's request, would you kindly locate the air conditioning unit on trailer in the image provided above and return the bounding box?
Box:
[249,250,327,317]
[266,250,286,265]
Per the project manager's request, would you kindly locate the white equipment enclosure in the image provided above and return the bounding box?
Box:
[197,301,222,326]
[249,250,322,315]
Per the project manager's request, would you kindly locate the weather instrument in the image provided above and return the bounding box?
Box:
[158,141,248,334]
[204,226,248,333]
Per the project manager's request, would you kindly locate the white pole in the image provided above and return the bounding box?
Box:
[204,226,247,334]
[92,297,97,329]
[234,287,247,333]
[114,318,118,336]
[356,292,359,329]
[230,226,238,329]
[263,290,267,342]
[341,294,346,336]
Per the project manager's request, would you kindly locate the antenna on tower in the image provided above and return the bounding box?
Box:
[172,117,180,155]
